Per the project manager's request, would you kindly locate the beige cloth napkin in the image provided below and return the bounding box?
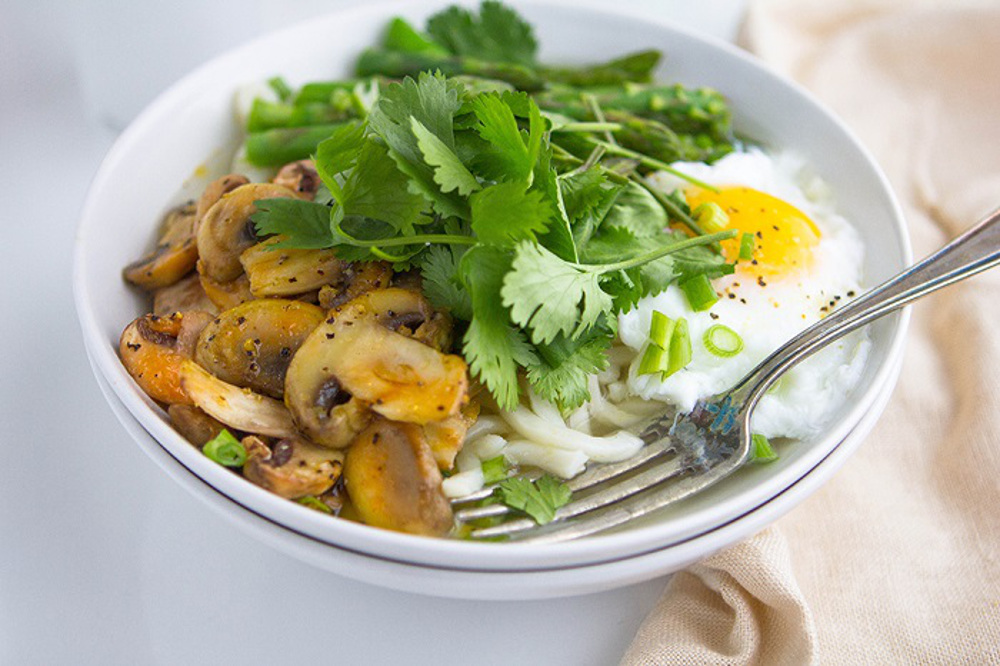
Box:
[622,1,1000,663]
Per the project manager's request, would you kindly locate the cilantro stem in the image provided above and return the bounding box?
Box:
[337,232,478,248]
[583,93,617,147]
[553,122,623,133]
[576,230,737,273]
[589,139,720,192]
[637,176,720,251]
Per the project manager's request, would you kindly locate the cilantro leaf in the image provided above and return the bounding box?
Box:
[533,144,578,262]
[496,474,571,524]
[314,121,366,204]
[342,138,428,234]
[411,117,481,196]
[420,244,473,320]
[426,1,538,67]
[470,181,552,246]
[558,167,623,248]
[601,181,668,237]
[526,325,613,411]
[461,245,537,411]
[368,72,469,218]
[470,92,535,182]
[502,241,612,344]
[251,198,334,249]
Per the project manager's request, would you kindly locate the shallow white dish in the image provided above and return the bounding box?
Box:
[86,340,903,599]
[74,0,910,579]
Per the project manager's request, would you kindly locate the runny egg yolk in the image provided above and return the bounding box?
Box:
[686,186,821,277]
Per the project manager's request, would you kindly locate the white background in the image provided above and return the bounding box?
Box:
[1,1,746,663]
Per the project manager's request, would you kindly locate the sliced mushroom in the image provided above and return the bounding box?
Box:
[283,371,372,449]
[272,160,320,200]
[343,418,453,536]
[196,183,298,283]
[119,311,214,404]
[194,299,325,399]
[167,404,226,447]
[286,289,469,429]
[242,435,343,499]
[240,237,345,298]
[198,269,254,311]
[317,261,392,309]
[153,272,219,316]
[195,174,250,223]
[178,359,299,438]
[123,203,199,290]
[423,401,479,471]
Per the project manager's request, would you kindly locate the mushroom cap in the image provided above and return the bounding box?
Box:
[195,299,326,399]
[196,183,298,283]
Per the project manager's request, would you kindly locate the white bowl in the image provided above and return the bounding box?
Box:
[74,0,910,590]
[84,333,903,599]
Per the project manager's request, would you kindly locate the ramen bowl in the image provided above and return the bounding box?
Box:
[74,0,909,598]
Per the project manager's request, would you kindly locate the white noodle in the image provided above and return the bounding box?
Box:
[466,415,506,441]
[504,440,589,479]
[501,404,644,463]
[442,470,484,498]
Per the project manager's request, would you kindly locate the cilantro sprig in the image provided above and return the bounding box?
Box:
[249,2,740,413]
[496,475,572,525]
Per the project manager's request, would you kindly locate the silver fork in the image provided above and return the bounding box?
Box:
[454,206,1000,543]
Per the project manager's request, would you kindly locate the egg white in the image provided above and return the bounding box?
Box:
[619,148,870,440]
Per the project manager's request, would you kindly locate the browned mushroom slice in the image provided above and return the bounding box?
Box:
[194,299,325,399]
[343,418,453,536]
[196,183,298,284]
[286,291,469,428]
[272,160,320,200]
[358,287,454,352]
[153,272,219,316]
[283,370,372,449]
[123,203,199,290]
[195,173,250,223]
[198,268,254,311]
[240,237,345,298]
[167,404,226,447]
[423,401,479,471]
[317,261,392,309]
[242,435,343,499]
[179,359,299,438]
[119,311,214,404]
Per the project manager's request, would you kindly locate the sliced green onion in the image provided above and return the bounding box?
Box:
[693,201,729,233]
[267,76,293,102]
[297,495,333,514]
[638,342,668,376]
[664,317,692,378]
[703,324,744,357]
[751,434,778,463]
[649,310,675,348]
[679,273,719,312]
[739,232,755,260]
[202,429,247,467]
[481,455,510,485]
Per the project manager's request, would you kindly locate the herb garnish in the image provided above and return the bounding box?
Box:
[249,1,741,413]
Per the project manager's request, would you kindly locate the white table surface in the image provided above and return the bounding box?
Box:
[0,1,746,663]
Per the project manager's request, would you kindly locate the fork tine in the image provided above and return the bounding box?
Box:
[466,449,690,540]
[452,437,676,523]
[474,451,744,543]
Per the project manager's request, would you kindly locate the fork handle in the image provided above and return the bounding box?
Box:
[733,206,1000,408]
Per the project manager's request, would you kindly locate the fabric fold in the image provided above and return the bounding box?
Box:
[623,1,1000,663]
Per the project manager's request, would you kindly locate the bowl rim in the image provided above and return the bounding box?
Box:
[73,0,912,572]
[87,336,904,599]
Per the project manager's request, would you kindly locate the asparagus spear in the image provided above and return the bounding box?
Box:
[244,124,346,167]
[539,50,660,87]
[247,99,355,132]
[356,48,546,91]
